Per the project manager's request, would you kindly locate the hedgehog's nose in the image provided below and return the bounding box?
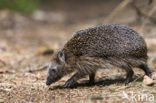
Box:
[46,77,52,85]
[46,80,51,86]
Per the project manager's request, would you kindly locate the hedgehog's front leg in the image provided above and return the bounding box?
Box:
[63,72,87,88]
[88,73,96,85]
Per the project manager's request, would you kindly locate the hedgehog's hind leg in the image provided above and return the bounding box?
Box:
[125,69,134,84]
[139,64,152,77]
[107,57,134,83]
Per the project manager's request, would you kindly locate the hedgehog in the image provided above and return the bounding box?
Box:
[46,24,152,88]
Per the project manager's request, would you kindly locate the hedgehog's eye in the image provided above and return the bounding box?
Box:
[51,69,56,72]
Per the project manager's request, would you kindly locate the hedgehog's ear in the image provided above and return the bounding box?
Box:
[58,51,67,64]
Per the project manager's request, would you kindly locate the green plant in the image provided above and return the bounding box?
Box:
[0,0,40,13]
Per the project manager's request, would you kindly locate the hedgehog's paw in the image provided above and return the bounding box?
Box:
[63,80,78,88]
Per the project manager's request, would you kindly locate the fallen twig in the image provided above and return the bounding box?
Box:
[139,6,156,33]
[104,0,131,23]
[131,0,156,24]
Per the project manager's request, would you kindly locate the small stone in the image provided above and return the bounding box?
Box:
[142,75,154,86]
[152,72,156,80]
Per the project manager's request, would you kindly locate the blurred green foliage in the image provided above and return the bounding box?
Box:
[0,0,40,13]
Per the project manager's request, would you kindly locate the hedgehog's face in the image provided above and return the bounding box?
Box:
[46,51,67,86]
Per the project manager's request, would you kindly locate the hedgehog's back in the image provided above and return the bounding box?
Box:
[63,24,147,59]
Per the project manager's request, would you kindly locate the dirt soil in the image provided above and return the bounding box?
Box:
[1,0,156,103]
